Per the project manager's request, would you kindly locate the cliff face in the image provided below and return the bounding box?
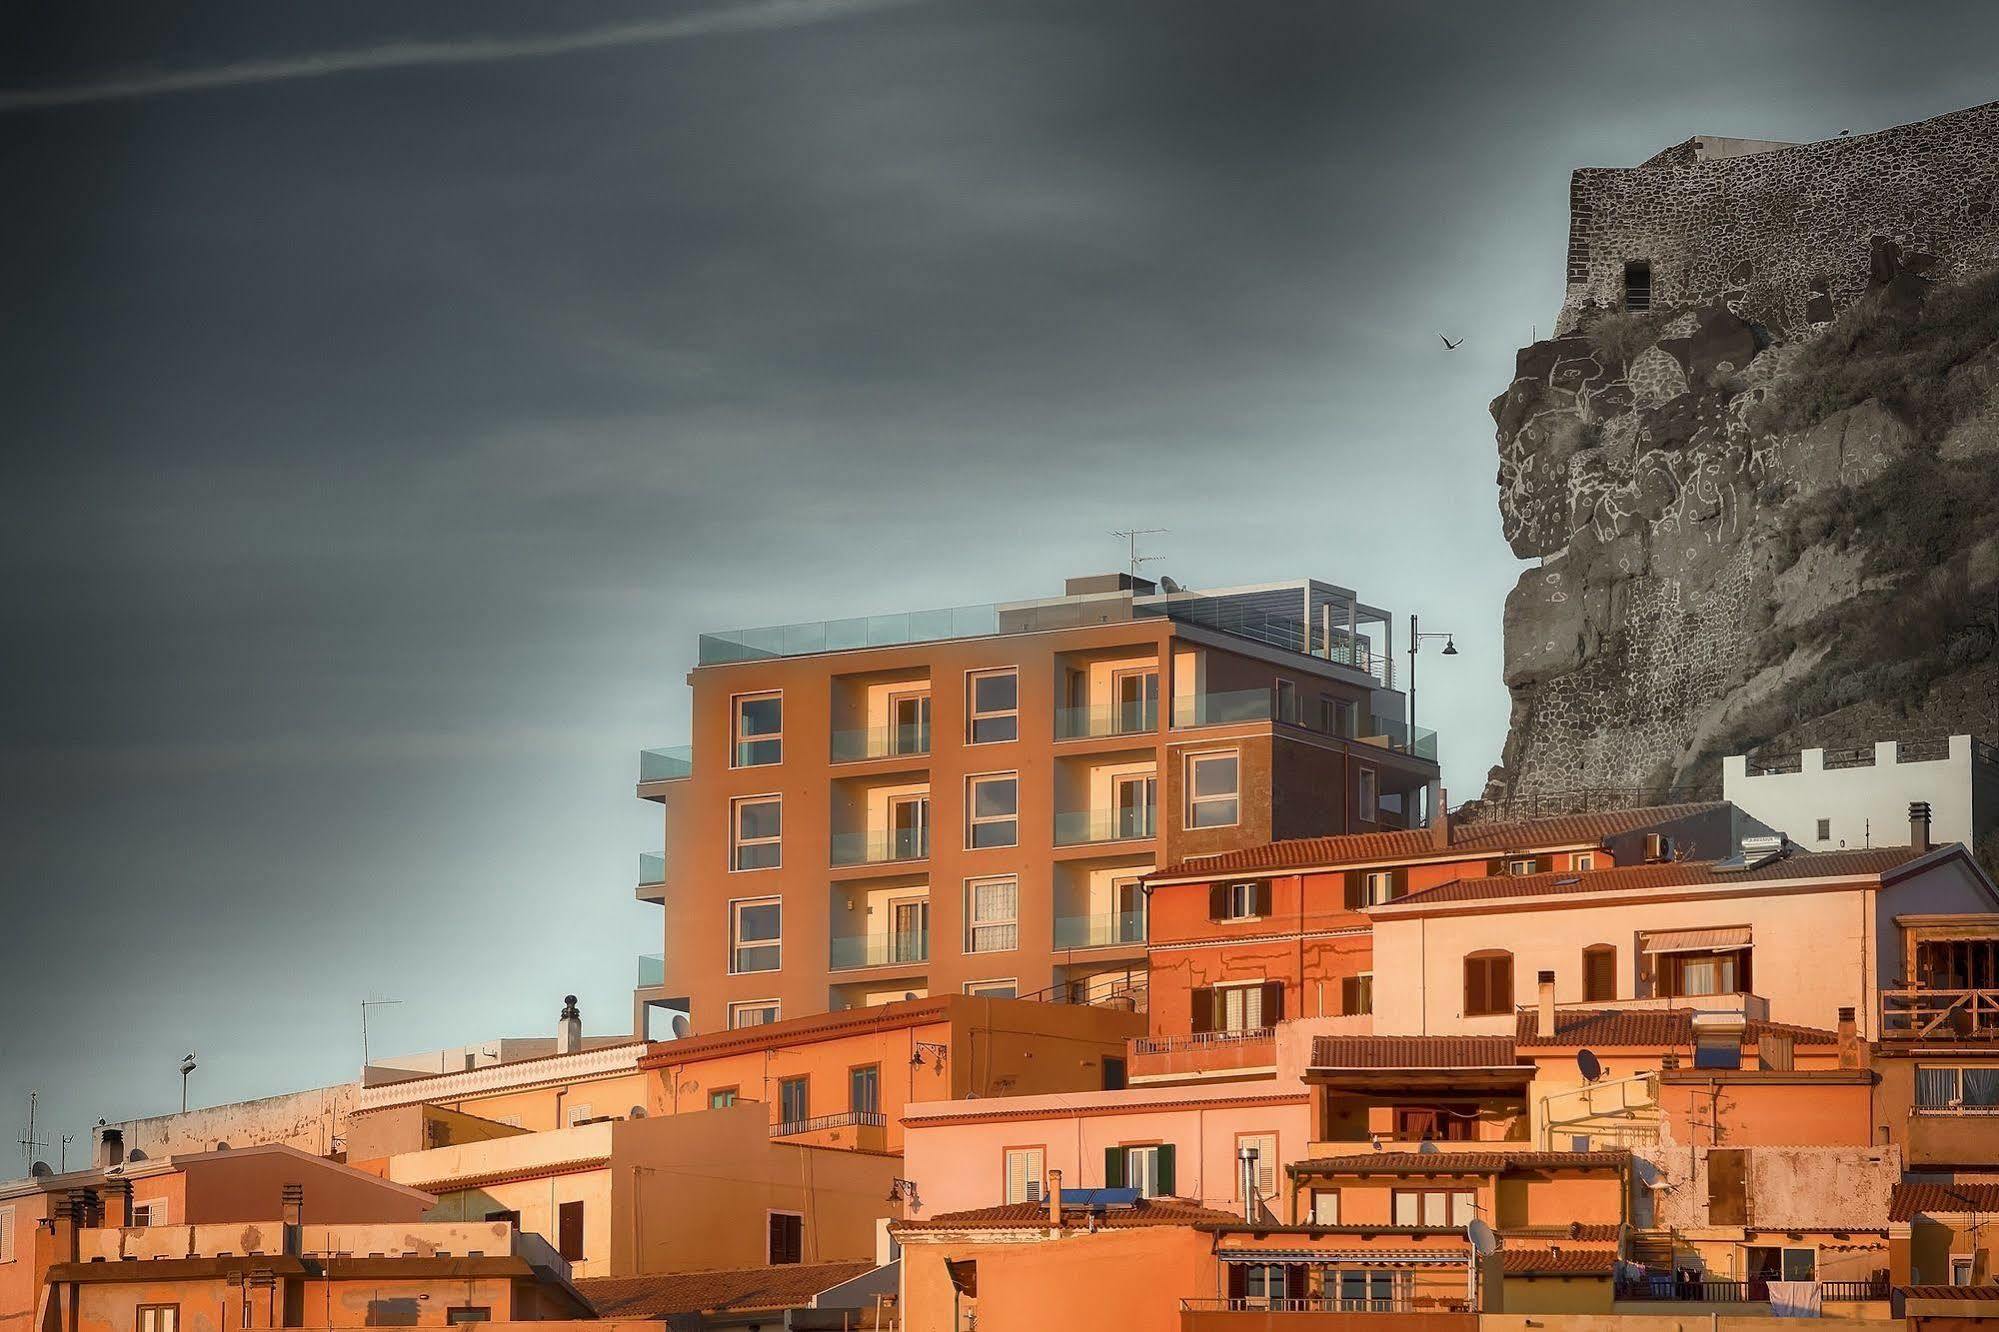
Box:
[1482,101,1999,811]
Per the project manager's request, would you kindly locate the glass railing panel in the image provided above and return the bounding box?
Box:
[637,953,665,988]
[1053,912,1147,948]
[829,931,931,970]
[1053,805,1157,845]
[1170,689,1275,728]
[830,723,932,762]
[1054,699,1159,739]
[830,828,932,866]
[638,745,694,781]
[638,852,665,885]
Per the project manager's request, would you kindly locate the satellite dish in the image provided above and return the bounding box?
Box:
[1417,1140,1440,1155]
[29,1162,52,1178]
[1467,1217,1498,1256]
[1159,576,1185,594]
[666,1012,693,1040]
[628,1106,647,1119]
[1577,1049,1603,1083]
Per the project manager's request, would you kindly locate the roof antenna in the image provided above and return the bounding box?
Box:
[1110,528,1168,582]
[18,1091,46,1172]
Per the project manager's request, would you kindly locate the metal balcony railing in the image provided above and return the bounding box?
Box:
[1055,699,1159,740]
[829,931,929,970]
[1616,1277,1768,1303]
[1180,1297,1460,1315]
[1053,805,1156,845]
[1132,1027,1272,1055]
[770,1110,886,1138]
[638,745,693,782]
[830,828,930,866]
[830,723,931,762]
[1054,912,1147,949]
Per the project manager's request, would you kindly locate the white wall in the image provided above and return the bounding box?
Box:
[1723,737,1977,851]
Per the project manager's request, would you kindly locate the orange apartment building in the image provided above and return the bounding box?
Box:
[632,574,1440,1038]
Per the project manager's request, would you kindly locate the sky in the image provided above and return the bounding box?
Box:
[4,0,1998,1166]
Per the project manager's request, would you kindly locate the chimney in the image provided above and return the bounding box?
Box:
[557,995,582,1056]
[1431,788,1451,851]
[1046,1168,1063,1226]
[1910,802,1932,855]
[1836,1006,1867,1069]
[1537,971,1557,1039]
[93,1124,124,1170]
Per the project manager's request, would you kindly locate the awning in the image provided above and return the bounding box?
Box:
[1216,1249,1471,1265]
[1642,927,1751,955]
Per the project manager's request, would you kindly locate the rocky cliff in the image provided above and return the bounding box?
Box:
[1480,101,1999,817]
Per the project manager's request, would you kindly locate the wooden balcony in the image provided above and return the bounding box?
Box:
[1881,987,1999,1040]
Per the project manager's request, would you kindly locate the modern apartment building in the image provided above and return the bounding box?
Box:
[633,574,1439,1038]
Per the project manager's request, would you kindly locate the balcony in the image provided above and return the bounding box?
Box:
[1056,699,1160,740]
[1170,690,1438,761]
[830,722,931,763]
[636,852,666,904]
[637,953,665,988]
[829,930,929,971]
[830,828,930,867]
[1054,805,1157,846]
[638,745,693,782]
[1615,1277,1887,1304]
[1130,1028,1275,1082]
[1882,986,1999,1040]
[769,1110,887,1150]
[1054,911,1147,949]
[1181,1299,1474,1323]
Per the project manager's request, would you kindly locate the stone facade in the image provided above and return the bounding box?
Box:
[1483,99,1999,816]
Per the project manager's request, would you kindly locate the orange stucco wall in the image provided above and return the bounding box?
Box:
[901,1225,1214,1332]
[1657,1076,1875,1148]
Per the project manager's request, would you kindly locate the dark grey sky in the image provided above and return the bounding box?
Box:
[4,0,1996,1163]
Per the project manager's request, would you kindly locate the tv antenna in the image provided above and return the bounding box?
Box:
[59,1132,75,1173]
[361,996,403,1071]
[1110,528,1168,581]
[18,1091,47,1171]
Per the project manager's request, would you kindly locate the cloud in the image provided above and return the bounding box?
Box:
[0,0,926,112]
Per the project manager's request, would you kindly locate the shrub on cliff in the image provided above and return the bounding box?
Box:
[1585,310,1669,369]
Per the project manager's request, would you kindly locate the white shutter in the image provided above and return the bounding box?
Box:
[1311,1191,1339,1224]
[1242,1135,1278,1196]
[1005,1148,1044,1205]
[0,1207,13,1263]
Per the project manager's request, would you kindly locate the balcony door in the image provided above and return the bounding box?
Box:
[1112,669,1158,734]
[889,794,929,859]
[1114,774,1156,839]
[889,691,931,756]
[890,898,928,963]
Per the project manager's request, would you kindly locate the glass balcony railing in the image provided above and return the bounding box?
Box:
[637,953,665,988]
[1054,805,1157,845]
[638,745,693,782]
[1170,690,1439,761]
[1053,911,1147,949]
[638,852,665,886]
[830,828,930,866]
[1055,698,1159,740]
[829,931,930,970]
[830,723,932,762]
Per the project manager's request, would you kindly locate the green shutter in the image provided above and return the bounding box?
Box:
[1104,1147,1125,1189]
[1156,1144,1177,1196]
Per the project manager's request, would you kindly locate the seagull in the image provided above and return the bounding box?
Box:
[1439,334,1463,351]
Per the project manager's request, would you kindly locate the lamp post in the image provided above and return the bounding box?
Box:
[1406,611,1458,757]
[178,1054,197,1113]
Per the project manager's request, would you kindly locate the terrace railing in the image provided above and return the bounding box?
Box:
[1132,1028,1273,1056]
[1881,987,1999,1040]
[770,1110,886,1138]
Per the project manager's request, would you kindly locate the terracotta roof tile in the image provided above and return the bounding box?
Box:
[1153,804,1727,880]
[1291,1149,1630,1176]
[1311,1035,1521,1069]
[1513,1009,1841,1048]
[1385,846,1926,909]
[575,1261,876,1317]
[1500,1224,1620,1243]
[893,1196,1240,1232]
[1891,1181,1999,1221]
[1502,1247,1619,1275]
[1899,1284,1999,1301]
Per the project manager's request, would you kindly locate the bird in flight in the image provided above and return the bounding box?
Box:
[1439,333,1464,351]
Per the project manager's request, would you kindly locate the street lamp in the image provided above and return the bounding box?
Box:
[1406,612,1458,754]
[178,1053,198,1113]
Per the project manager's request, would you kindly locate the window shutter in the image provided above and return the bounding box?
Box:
[1340,975,1361,1016]
[1390,868,1408,900]
[1494,954,1513,1010]
[1486,858,1505,875]
[1464,958,1482,1015]
[1190,987,1215,1034]
[1104,1147,1125,1189]
[1255,882,1274,917]
[1208,884,1227,920]
[1344,872,1363,909]
[1285,1265,1309,1300]
[1226,1263,1246,1299]
[1155,1144,1177,1196]
[1262,981,1285,1023]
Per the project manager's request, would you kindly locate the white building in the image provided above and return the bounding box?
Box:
[1723,735,1996,853]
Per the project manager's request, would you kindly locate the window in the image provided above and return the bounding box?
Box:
[731,797,781,871]
[1341,973,1374,1016]
[1395,1106,1475,1142]
[557,1201,584,1261]
[0,1207,14,1264]
[1463,951,1513,1017]
[1106,1143,1176,1198]
[1333,1270,1409,1312]
[1361,871,1396,906]
[1623,259,1652,312]
[137,1308,179,1332]
[1356,766,1378,823]
[1660,949,1749,998]
[1102,1056,1127,1091]
[968,670,1018,744]
[130,1199,167,1227]
[850,1065,880,1116]
[967,774,1019,848]
[1004,1147,1046,1204]
[768,1211,804,1265]
[1951,1256,1976,1285]
[1583,945,1617,1002]
[1273,679,1299,724]
[1572,852,1596,872]
[732,692,782,767]
[779,1076,809,1126]
[1237,1133,1277,1203]
[1218,880,1264,920]
[1506,858,1539,876]
[446,1310,493,1325]
[1915,1066,1999,1110]
[730,897,781,973]
[1218,982,1275,1032]
[1186,752,1240,828]
[1746,1245,1816,1283]
[966,876,1019,953]
[1113,774,1157,839]
[887,689,931,756]
[1310,1191,1340,1224]
[1391,1188,1475,1227]
[1815,818,1831,842]
[728,1000,780,1029]
[965,979,1017,999]
[709,1088,739,1110]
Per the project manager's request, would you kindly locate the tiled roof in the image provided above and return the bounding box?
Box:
[1311,1035,1521,1069]
[1500,1224,1620,1243]
[1891,1181,1999,1221]
[894,1196,1240,1232]
[1502,1247,1619,1275]
[1153,804,1727,880]
[1513,1009,1841,1048]
[1899,1284,1999,1301]
[1291,1149,1630,1176]
[575,1262,876,1317]
[641,995,956,1066]
[1385,846,1926,909]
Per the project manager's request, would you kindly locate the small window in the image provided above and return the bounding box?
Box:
[1951,1255,1976,1285]
[1217,982,1271,1032]
[1583,945,1617,1002]
[728,1000,780,1029]
[850,1065,880,1115]
[1572,852,1596,872]
[130,1199,167,1227]
[1117,1144,1172,1198]
[1362,870,1396,906]
[137,1308,179,1332]
[966,876,1019,953]
[446,1310,493,1325]
[768,1211,804,1265]
[557,1201,585,1261]
[566,1103,594,1126]
[964,979,1017,999]
[967,774,1019,848]
[1463,951,1513,1017]
[1623,259,1652,312]
[1506,858,1538,876]
[730,897,781,973]
[731,797,781,871]
[709,1087,739,1109]
[732,692,782,767]
[778,1076,809,1126]
[1224,881,1262,920]
[1356,767,1379,823]
[1815,818,1831,842]
[1187,752,1240,829]
[1273,679,1299,724]
[1341,973,1374,1016]
[1004,1147,1046,1204]
[968,670,1019,744]
[1311,1191,1340,1224]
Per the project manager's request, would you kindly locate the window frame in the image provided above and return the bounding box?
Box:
[964,979,1018,999]
[849,1063,881,1116]
[1235,1131,1278,1203]
[767,1209,805,1265]
[130,1198,168,1227]
[730,690,783,768]
[1310,1190,1340,1225]
[966,772,1020,849]
[1361,870,1396,906]
[1390,1187,1476,1228]
[1355,765,1379,824]
[728,895,782,974]
[1185,750,1241,830]
[1582,944,1617,1003]
[966,668,1020,745]
[727,999,780,1029]
[1215,979,1271,1033]
[730,795,782,872]
[965,875,1020,954]
[1003,1145,1048,1205]
[1224,881,1261,921]
[778,1075,810,1127]
[136,1307,180,1332]
[1506,857,1538,876]
[1572,851,1596,872]
[709,1087,740,1109]
[1121,1143,1167,1198]
[1815,817,1832,842]
[1273,678,1299,724]
[1341,972,1374,1016]
[1463,950,1514,1017]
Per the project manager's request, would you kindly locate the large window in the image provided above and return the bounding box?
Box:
[850,1065,880,1116]
[730,897,781,973]
[968,670,1019,744]
[1196,980,1279,1033]
[967,774,1019,848]
[731,797,781,871]
[1915,1066,1999,1111]
[728,1000,779,1029]
[732,692,782,767]
[1106,1143,1176,1198]
[966,876,1019,953]
[1391,1188,1475,1226]
[1187,752,1240,828]
[1004,1147,1046,1204]
[1463,951,1513,1017]
[1661,949,1749,998]
[768,1211,803,1265]
[778,1076,809,1126]
[1583,945,1617,1002]
[709,1088,739,1109]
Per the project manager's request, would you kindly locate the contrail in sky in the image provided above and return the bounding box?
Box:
[0,0,923,112]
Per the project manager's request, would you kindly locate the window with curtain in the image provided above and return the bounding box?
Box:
[966,876,1018,953]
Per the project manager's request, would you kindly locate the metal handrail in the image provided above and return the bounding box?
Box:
[770,1110,887,1138]
[1132,1027,1273,1055]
